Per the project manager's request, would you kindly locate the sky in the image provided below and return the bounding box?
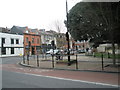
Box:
[0,0,82,33]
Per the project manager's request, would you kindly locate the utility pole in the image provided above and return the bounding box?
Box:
[66,0,70,66]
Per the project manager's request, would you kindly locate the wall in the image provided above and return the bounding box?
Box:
[24,33,41,55]
[0,33,24,57]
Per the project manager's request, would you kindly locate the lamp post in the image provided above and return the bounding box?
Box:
[66,0,70,66]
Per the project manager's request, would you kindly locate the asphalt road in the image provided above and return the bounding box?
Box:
[1,56,119,88]
[1,55,50,64]
[1,56,23,64]
[2,70,117,88]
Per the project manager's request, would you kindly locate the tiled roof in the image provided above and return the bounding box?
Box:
[11,26,27,35]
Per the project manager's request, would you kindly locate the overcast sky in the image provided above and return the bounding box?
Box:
[0,0,82,33]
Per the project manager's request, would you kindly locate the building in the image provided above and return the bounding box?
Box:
[39,29,57,53]
[74,40,90,51]
[55,33,66,49]
[39,29,57,45]
[24,28,41,55]
[0,32,24,57]
[10,26,28,35]
[11,25,41,55]
[97,44,120,54]
[0,27,10,33]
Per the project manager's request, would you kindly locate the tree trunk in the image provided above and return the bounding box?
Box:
[112,41,116,66]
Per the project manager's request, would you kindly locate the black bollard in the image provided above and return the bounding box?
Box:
[23,54,25,64]
[101,53,104,70]
[76,54,78,70]
[108,52,110,58]
[52,54,54,68]
[37,55,39,67]
[27,54,29,65]
[76,46,78,70]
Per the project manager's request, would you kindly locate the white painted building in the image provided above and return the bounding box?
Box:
[39,29,57,45]
[0,33,24,57]
[97,44,120,54]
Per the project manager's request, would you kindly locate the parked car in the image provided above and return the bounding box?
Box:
[46,49,59,55]
[77,49,85,53]
[63,49,75,55]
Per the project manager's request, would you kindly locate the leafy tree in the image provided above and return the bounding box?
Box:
[67,2,120,65]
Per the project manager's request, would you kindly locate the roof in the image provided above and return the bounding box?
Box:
[31,29,39,34]
[0,27,10,33]
[10,26,28,35]
[11,26,40,35]
[46,30,57,34]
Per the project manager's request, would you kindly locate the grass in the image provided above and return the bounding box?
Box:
[56,60,68,63]
[56,59,76,64]
[94,52,120,59]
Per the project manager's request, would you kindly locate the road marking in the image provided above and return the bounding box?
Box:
[15,71,119,88]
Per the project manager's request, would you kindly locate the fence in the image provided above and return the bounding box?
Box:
[22,53,119,72]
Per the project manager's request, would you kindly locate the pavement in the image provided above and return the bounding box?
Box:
[17,54,120,87]
[21,54,120,73]
[2,63,119,87]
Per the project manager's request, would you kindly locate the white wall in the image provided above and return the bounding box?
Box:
[0,33,24,57]
[40,33,57,45]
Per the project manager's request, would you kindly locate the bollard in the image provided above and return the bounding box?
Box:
[76,54,78,70]
[101,53,104,70]
[52,54,54,68]
[27,54,29,65]
[108,52,110,58]
[37,55,39,67]
[76,46,78,69]
[23,54,25,64]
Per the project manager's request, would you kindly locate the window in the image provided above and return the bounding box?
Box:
[16,39,19,44]
[37,38,39,44]
[11,39,14,44]
[2,38,5,44]
[1,47,6,55]
[32,38,34,43]
[26,37,29,43]
[11,47,14,54]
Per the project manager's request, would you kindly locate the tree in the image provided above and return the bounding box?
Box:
[54,20,66,49]
[93,2,120,65]
[54,20,62,33]
[67,2,120,65]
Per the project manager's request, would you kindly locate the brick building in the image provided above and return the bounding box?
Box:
[11,26,41,55]
[24,31,40,55]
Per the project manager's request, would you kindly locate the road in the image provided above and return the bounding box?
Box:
[1,56,119,88]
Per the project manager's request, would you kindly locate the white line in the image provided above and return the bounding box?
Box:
[14,71,119,88]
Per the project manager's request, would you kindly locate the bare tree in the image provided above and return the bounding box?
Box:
[54,20,62,33]
[53,20,66,49]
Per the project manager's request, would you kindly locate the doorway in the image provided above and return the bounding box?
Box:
[32,47,35,55]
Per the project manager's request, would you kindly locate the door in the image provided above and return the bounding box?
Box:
[32,47,35,55]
